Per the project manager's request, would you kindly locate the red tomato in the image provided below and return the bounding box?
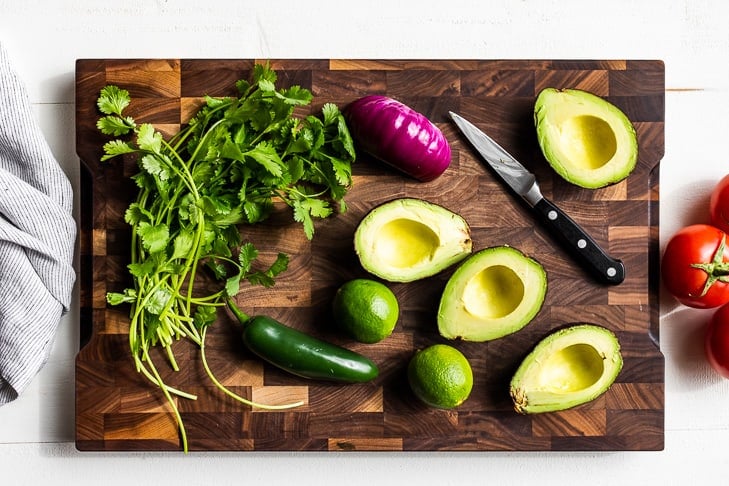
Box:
[710,174,729,234]
[705,303,729,378]
[661,224,729,308]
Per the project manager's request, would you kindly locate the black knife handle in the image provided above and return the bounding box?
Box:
[533,198,625,285]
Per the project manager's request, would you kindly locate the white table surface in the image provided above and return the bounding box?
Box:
[2,0,728,484]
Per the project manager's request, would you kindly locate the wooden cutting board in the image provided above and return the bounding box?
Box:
[75,59,665,452]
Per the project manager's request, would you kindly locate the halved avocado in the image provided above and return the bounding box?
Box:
[354,198,472,283]
[534,88,638,189]
[437,246,547,342]
[510,324,623,414]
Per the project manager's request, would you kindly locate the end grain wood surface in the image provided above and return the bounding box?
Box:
[75,59,664,452]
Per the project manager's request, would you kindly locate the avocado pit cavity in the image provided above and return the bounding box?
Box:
[462,264,524,320]
[537,343,605,393]
[374,218,439,269]
[559,115,617,171]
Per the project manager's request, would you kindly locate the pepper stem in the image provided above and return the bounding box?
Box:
[226,297,251,324]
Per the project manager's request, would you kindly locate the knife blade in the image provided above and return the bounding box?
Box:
[449,111,625,285]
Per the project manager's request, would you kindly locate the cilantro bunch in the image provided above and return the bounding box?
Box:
[96,63,356,451]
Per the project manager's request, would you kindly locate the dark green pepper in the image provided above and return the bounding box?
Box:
[227,298,379,383]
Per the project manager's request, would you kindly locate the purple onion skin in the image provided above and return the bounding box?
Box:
[344,95,451,182]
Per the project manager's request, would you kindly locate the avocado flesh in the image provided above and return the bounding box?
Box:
[437,246,547,342]
[535,88,638,189]
[510,324,623,414]
[354,198,472,283]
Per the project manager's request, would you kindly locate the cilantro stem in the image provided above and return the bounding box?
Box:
[200,327,304,410]
[167,99,232,154]
[135,360,197,400]
[182,211,206,316]
[139,344,189,452]
[161,340,179,371]
[186,117,227,167]
[157,141,200,198]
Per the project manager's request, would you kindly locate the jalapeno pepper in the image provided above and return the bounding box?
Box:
[227,298,379,383]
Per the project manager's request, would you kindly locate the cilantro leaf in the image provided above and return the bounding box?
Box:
[141,154,171,181]
[106,288,137,305]
[303,196,333,219]
[128,259,157,278]
[225,270,242,298]
[136,221,170,254]
[257,78,276,93]
[334,111,356,160]
[193,305,218,329]
[267,252,289,278]
[292,201,315,239]
[137,123,163,153]
[205,258,228,280]
[124,203,154,225]
[253,62,277,86]
[329,156,354,187]
[101,139,136,160]
[97,85,130,116]
[238,242,258,274]
[146,288,172,315]
[244,142,284,177]
[97,115,135,136]
[277,85,313,106]
[321,102,340,125]
[242,199,271,224]
[170,229,195,261]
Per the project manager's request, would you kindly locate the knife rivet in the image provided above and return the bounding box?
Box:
[547,210,558,221]
[577,239,587,249]
[607,267,617,278]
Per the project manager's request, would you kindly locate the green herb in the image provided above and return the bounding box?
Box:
[97,63,356,452]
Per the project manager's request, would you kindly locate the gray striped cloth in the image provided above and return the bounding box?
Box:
[0,43,76,405]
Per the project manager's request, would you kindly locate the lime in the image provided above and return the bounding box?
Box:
[407,344,473,409]
[332,279,399,343]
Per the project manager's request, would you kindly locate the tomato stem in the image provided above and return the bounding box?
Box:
[691,233,729,296]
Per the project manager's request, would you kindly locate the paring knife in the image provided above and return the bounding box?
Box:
[449,111,625,286]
